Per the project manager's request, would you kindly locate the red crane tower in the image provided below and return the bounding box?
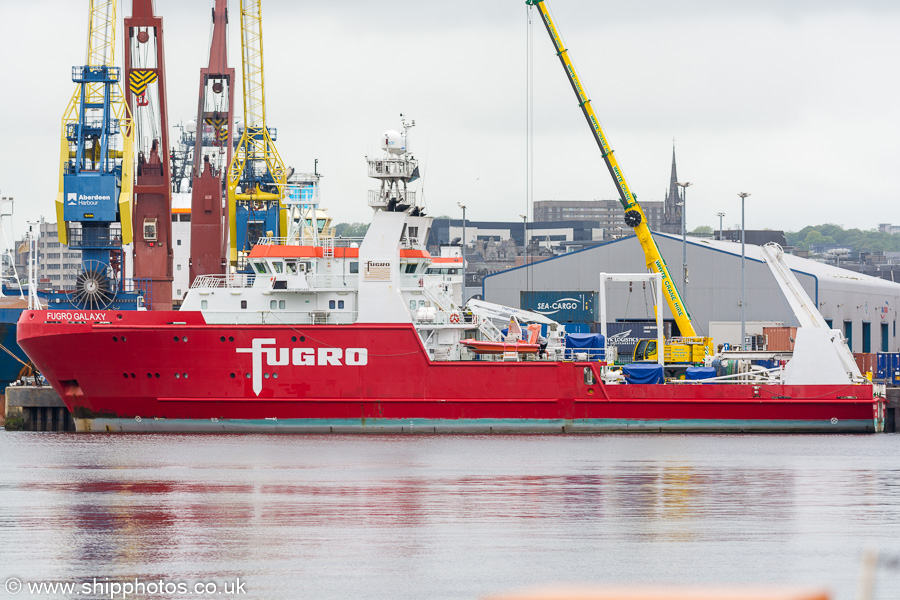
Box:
[123,0,173,310]
[190,0,234,284]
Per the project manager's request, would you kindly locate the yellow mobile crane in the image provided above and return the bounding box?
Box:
[526,0,711,365]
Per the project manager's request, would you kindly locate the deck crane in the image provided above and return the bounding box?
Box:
[526,0,711,363]
[227,0,287,267]
[189,0,234,284]
[123,0,174,310]
[57,0,138,310]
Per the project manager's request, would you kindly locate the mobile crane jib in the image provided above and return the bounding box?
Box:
[526,0,711,360]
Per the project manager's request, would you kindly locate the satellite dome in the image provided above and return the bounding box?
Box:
[186,120,197,133]
[381,130,406,155]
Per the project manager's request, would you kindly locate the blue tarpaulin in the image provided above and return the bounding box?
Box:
[565,333,605,360]
[622,363,664,384]
[685,366,717,381]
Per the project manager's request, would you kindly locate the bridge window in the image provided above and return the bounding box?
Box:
[252,261,269,274]
[349,262,359,274]
[272,261,284,274]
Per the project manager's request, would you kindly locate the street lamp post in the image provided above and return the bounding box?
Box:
[737,192,751,350]
[676,182,692,291]
[0,196,12,298]
[717,212,725,241]
[519,213,528,260]
[457,202,467,256]
[519,213,528,290]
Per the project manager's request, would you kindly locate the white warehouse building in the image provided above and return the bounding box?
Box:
[483,232,900,353]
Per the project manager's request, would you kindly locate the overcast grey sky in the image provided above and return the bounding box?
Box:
[2,0,899,238]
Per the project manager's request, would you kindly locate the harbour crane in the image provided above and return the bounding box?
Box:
[124,0,174,310]
[189,0,234,284]
[56,0,137,310]
[526,0,711,362]
[227,0,288,267]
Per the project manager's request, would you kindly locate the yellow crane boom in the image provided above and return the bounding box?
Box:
[227,0,287,266]
[526,0,696,338]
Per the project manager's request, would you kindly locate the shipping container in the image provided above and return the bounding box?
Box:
[603,321,672,364]
[520,291,597,324]
[854,353,877,378]
[763,326,797,351]
[563,322,591,334]
[877,352,890,380]
[892,353,900,385]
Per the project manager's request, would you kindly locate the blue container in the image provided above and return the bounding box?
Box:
[754,359,779,370]
[877,353,889,380]
[564,322,591,334]
[892,353,900,385]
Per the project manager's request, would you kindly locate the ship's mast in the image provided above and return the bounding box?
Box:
[365,116,422,214]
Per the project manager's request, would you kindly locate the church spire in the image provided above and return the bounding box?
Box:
[661,142,683,234]
[669,143,678,190]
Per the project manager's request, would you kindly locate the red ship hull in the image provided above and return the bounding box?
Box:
[17,310,883,433]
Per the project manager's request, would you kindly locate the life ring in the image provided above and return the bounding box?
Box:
[449,312,460,324]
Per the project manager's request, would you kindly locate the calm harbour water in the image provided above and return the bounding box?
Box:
[1,432,899,600]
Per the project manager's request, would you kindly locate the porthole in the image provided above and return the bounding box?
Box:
[273,373,279,379]
[220,336,226,342]
[183,373,189,379]
[173,336,179,342]
[112,336,118,342]
[245,373,251,379]
[291,336,297,342]
[300,336,306,342]
[264,373,270,379]
[130,373,136,378]
[146,373,152,378]
[229,336,234,342]
[154,373,160,378]
[122,373,128,378]
[230,373,236,378]
[182,336,188,342]
[121,336,126,342]
[175,373,181,379]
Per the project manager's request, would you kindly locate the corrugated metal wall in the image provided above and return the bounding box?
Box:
[483,233,900,352]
